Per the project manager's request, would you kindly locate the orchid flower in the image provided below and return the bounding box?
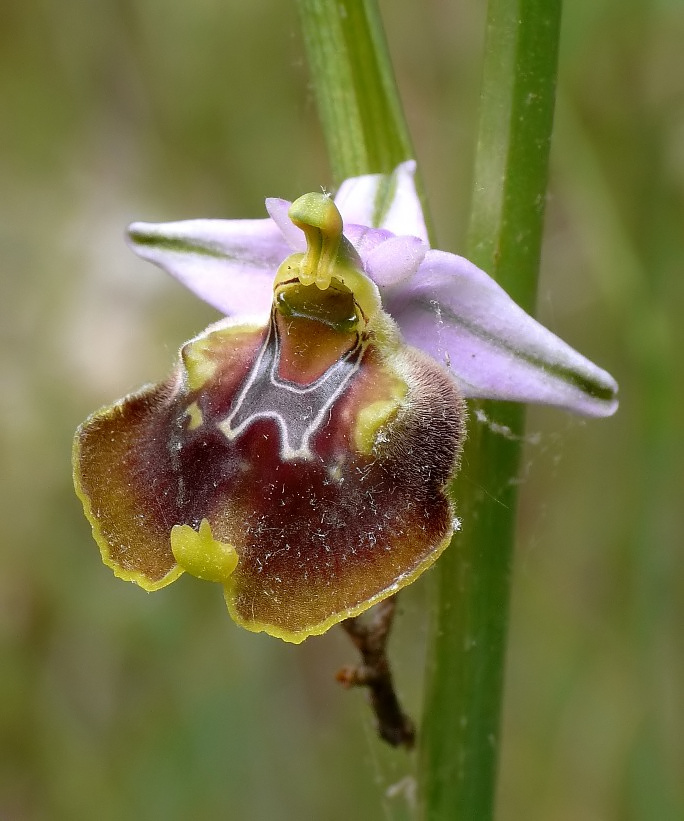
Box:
[73,161,617,644]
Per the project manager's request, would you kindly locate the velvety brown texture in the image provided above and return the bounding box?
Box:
[75,307,465,639]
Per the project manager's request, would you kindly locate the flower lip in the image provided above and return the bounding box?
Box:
[74,250,466,640]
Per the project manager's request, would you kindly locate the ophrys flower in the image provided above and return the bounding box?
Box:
[73,162,617,643]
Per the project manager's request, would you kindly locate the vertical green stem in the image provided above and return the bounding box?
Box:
[296,0,414,184]
[419,1,562,819]
[297,0,562,818]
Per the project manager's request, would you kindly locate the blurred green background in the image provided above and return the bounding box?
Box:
[1,0,682,818]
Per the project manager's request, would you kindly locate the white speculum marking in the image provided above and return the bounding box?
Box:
[220,312,364,461]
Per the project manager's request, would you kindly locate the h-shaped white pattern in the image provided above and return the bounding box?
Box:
[220,312,365,460]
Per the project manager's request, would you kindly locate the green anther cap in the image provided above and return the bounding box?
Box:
[288,193,344,291]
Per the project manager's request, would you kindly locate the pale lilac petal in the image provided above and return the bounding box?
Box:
[127,219,289,317]
[265,198,306,252]
[342,225,394,262]
[385,250,618,417]
[334,161,429,242]
[365,235,428,288]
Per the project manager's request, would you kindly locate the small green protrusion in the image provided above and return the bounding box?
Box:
[182,338,218,391]
[186,401,204,430]
[353,377,407,454]
[288,193,344,291]
[170,518,238,583]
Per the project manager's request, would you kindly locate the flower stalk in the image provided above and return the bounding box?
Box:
[420,0,563,817]
[336,596,416,749]
[297,0,563,818]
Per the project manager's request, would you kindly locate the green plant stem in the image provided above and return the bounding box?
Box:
[295,0,414,184]
[419,1,562,819]
[297,0,562,818]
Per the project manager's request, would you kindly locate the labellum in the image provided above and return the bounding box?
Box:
[73,193,466,643]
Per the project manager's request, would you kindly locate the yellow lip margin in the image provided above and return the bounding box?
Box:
[222,524,454,644]
[72,397,184,592]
